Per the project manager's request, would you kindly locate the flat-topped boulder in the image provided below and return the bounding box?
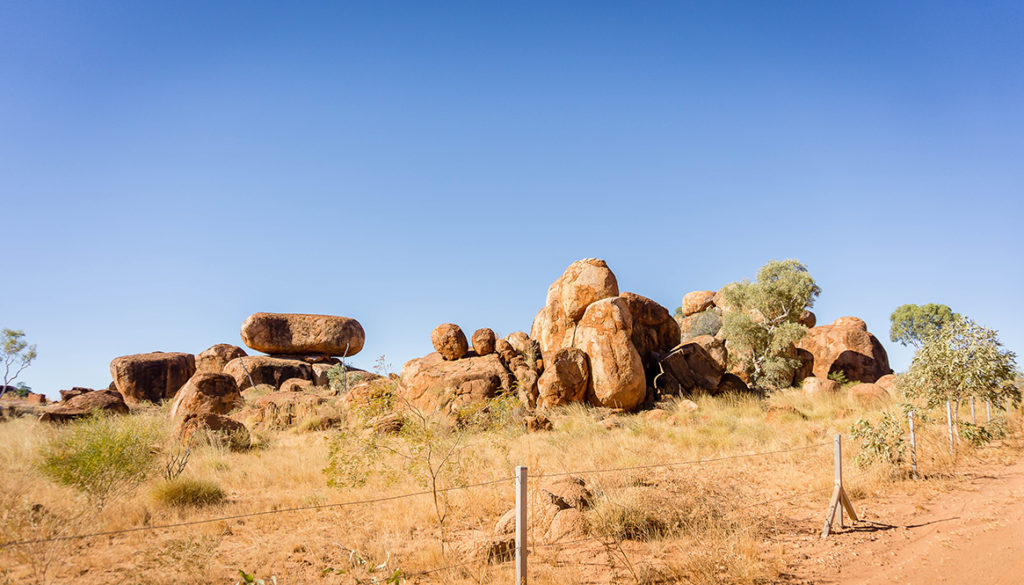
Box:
[39,389,129,423]
[398,352,513,414]
[240,312,364,357]
[110,352,196,405]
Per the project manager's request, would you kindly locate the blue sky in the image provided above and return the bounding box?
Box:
[2,1,1022,397]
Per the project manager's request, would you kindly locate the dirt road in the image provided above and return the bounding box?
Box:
[783,456,1024,584]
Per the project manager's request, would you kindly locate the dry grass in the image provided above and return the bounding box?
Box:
[0,386,1020,585]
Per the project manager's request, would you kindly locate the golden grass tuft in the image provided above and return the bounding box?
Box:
[151,477,225,508]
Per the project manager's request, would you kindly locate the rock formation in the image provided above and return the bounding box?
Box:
[110,352,196,405]
[472,328,496,357]
[39,389,129,423]
[223,356,313,391]
[431,323,469,361]
[398,352,513,414]
[240,313,365,357]
[795,317,892,384]
[170,372,242,419]
[571,297,646,410]
[196,343,248,374]
[537,347,589,408]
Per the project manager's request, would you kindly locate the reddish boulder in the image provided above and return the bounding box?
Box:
[796,317,892,384]
[196,343,247,374]
[472,328,497,357]
[223,356,313,391]
[571,297,645,410]
[110,352,196,406]
[531,259,619,358]
[848,382,890,406]
[682,290,715,316]
[431,323,469,361]
[619,292,681,377]
[802,376,840,397]
[240,312,364,357]
[659,339,725,394]
[398,352,513,414]
[798,310,817,329]
[537,347,590,408]
[39,390,129,423]
[59,387,94,402]
[170,372,242,418]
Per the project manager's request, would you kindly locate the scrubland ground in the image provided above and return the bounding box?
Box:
[1,387,1020,585]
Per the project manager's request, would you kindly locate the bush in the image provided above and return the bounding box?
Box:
[151,477,225,507]
[38,413,162,506]
[850,411,905,467]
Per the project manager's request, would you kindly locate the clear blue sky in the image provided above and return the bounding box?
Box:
[3,1,1022,397]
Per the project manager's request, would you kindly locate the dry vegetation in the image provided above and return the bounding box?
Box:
[1,384,1021,585]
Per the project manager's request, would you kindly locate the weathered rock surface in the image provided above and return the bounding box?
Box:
[848,382,890,406]
[798,310,817,329]
[537,347,590,408]
[196,343,247,374]
[796,317,892,384]
[399,352,513,413]
[659,339,725,394]
[59,387,94,402]
[802,376,840,397]
[39,390,129,423]
[687,335,728,372]
[472,328,496,356]
[240,312,364,357]
[531,259,619,357]
[247,391,340,430]
[620,292,680,376]
[572,297,645,410]
[267,354,339,365]
[875,373,897,392]
[176,413,249,449]
[170,373,242,419]
[223,356,313,391]
[494,338,517,365]
[431,323,469,361]
[682,290,716,316]
[717,373,750,395]
[280,378,315,393]
[110,352,196,405]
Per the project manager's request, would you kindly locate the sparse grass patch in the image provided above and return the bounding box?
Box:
[151,477,225,507]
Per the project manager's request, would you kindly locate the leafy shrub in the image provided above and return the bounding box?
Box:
[850,411,905,467]
[152,477,225,507]
[682,309,722,340]
[828,369,851,385]
[957,421,993,447]
[38,413,162,506]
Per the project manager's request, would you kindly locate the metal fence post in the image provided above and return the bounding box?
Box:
[970,397,976,425]
[515,465,527,585]
[908,411,918,478]
[987,399,992,423]
[946,401,955,457]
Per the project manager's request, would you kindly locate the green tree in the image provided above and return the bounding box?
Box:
[889,303,959,347]
[897,316,1019,426]
[2,328,37,399]
[719,259,820,389]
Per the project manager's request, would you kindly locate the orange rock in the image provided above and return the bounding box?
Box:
[39,390,128,423]
[223,356,313,391]
[802,376,840,397]
[799,310,817,328]
[572,297,645,411]
[795,317,892,384]
[620,292,680,376]
[110,352,196,406]
[170,372,242,418]
[196,343,247,374]
[431,323,468,361]
[682,290,715,316]
[537,347,589,408]
[472,328,496,356]
[240,312,364,357]
[531,259,619,357]
[848,382,890,406]
[398,352,513,414]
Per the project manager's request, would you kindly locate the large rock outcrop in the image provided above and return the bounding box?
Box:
[531,259,619,358]
[240,313,365,357]
[110,352,196,405]
[796,317,892,384]
[170,372,242,419]
[223,356,313,391]
[571,297,645,410]
[196,344,247,374]
[39,390,129,423]
[398,352,513,414]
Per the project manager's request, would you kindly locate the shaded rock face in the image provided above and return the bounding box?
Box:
[431,323,469,361]
[531,259,619,358]
[176,413,249,449]
[398,352,513,414]
[572,297,645,410]
[717,373,749,395]
[472,328,496,356]
[240,313,365,357]
[798,310,817,329]
[110,352,196,406]
[682,290,716,316]
[170,373,242,419]
[537,347,590,408]
[39,390,129,423]
[196,344,247,374]
[658,339,725,395]
[223,356,313,391]
[619,292,680,377]
[247,391,340,430]
[796,317,892,384]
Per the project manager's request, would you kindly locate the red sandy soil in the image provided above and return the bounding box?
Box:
[778,456,1024,585]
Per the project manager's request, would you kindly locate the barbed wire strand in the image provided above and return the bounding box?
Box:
[0,476,513,549]
[533,442,829,480]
